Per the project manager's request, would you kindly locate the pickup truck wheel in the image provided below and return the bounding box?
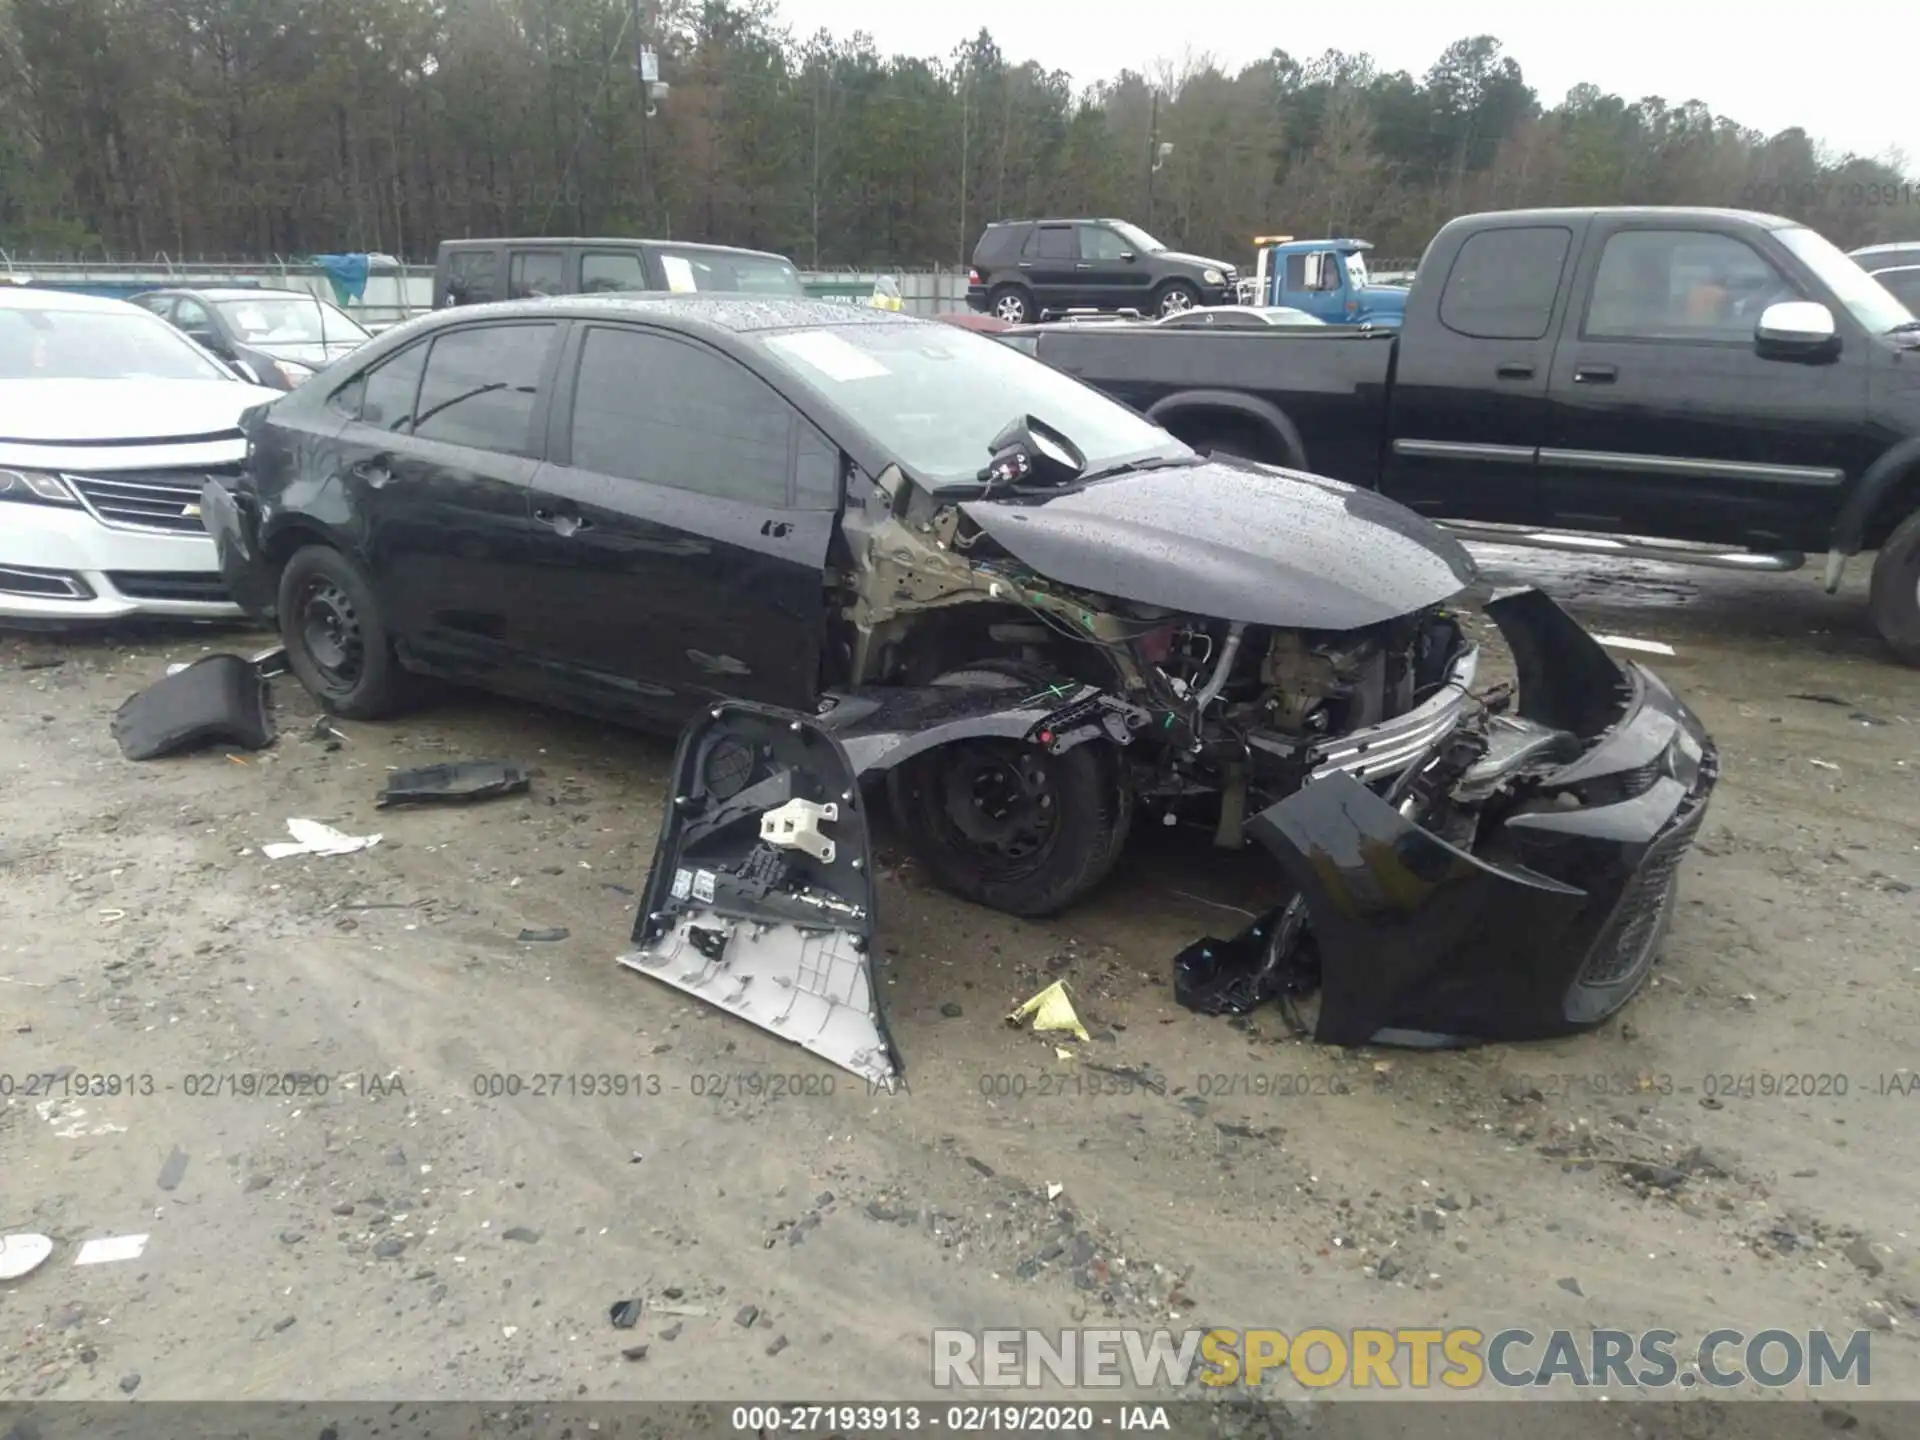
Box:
[887,664,1134,917]
[988,285,1034,325]
[277,544,412,719]
[1868,508,1920,665]
[1154,281,1200,316]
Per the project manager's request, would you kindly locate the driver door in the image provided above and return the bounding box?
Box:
[1076,224,1146,311]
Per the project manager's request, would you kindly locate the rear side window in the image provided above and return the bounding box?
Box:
[569,326,794,505]
[1438,227,1572,340]
[353,342,429,431]
[582,252,650,293]
[1025,227,1077,261]
[445,249,499,305]
[508,250,565,299]
[413,323,557,455]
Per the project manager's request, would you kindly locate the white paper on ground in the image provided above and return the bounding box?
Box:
[73,1234,148,1266]
[0,1233,54,1280]
[765,330,890,383]
[262,818,383,860]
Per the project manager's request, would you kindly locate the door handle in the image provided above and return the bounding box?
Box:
[1074,263,1093,270]
[1017,261,1033,269]
[350,459,392,486]
[533,506,593,536]
[1495,362,1535,380]
[1573,364,1618,384]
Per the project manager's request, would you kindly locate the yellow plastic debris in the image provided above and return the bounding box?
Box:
[1006,980,1091,1043]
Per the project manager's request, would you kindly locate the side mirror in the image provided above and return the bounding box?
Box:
[978,414,1088,489]
[1755,301,1839,360]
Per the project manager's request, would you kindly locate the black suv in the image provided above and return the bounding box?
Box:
[966,219,1238,323]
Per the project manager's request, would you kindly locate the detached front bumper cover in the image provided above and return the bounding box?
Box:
[1177,587,1719,1046]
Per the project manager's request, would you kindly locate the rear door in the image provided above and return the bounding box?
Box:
[1382,222,1576,522]
[581,248,654,294]
[334,320,561,680]
[1021,224,1082,314]
[523,323,836,721]
[1542,223,1865,544]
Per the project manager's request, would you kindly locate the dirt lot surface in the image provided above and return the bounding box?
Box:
[3,550,1917,1435]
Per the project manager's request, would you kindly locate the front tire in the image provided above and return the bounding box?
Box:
[1154,280,1200,317]
[887,666,1133,916]
[1869,509,1920,666]
[277,544,411,718]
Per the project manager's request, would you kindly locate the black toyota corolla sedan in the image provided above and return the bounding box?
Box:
[203,295,1716,1067]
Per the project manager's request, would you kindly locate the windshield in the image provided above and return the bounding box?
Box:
[757,322,1188,486]
[1107,221,1166,255]
[1774,227,1915,334]
[655,248,804,296]
[0,303,236,381]
[215,296,370,345]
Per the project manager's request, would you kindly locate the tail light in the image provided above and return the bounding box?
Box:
[967,269,982,287]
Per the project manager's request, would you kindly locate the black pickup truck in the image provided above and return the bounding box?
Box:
[1028,206,1920,662]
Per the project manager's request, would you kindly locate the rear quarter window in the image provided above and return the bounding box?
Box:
[1438,226,1573,341]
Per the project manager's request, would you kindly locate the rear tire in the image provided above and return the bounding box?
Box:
[988,285,1034,325]
[887,663,1133,917]
[1869,509,1920,666]
[277,544,412,719]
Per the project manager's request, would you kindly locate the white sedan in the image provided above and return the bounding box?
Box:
[0,287,281,625]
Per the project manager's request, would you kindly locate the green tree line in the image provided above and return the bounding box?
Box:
[1,0,1912,267]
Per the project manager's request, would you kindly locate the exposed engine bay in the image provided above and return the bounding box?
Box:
[619,453,1719,1085]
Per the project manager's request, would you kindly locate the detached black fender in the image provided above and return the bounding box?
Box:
[1829,435,1920,565]
[1144,390,1307,468]
[199,479,278,620]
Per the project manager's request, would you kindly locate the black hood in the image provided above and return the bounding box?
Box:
[960,458,1478,629]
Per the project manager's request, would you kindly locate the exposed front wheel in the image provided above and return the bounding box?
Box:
[886,665,1133,916]
[277,544,413,718]
[1154,281,1200,316]
[1869,509,1920,666]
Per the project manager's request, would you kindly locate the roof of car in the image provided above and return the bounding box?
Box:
[137,287,319,301]
[0,286,147,313]
[436,237,794,261]
[1852,241,1920,258]
[413,293,922,336]
[1453,205,1799,229]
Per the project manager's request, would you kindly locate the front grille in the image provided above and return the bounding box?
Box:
[0,564,91,599]
[106,570,232,603]
[1577,801,1705,988]
[66,466,240,534]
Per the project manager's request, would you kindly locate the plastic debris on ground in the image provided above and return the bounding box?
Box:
[0,1233,54,1280]
[261,819,383,860]
[1006,980,1091,1043]
[379,760,531,808]
[111,654,274,761]
[73,1234,148,1266]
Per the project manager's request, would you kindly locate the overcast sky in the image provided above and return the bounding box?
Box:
[773,0,1915,170]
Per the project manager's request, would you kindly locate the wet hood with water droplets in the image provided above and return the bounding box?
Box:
[959,457,1478,630]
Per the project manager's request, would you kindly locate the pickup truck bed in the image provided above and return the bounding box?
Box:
[1030,205,1920,662]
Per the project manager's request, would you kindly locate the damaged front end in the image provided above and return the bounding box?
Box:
[1175,588,1718,1047]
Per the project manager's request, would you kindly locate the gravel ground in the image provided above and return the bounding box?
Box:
[2,549,1916,1435]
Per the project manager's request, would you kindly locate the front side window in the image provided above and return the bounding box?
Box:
[1078,226,1131,262]
[446,249,499,305]
[412,323,557,454]
[569,326,794,505]
[0,303,236,381]
[1438,226,1571,341]
[1585,230,1796,341]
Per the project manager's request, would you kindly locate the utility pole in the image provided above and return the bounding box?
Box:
[1144,89,1159,229]
[632,0,652,234]
[957,66,970,269]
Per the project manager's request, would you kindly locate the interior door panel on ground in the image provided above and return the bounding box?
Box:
[1543,225,1866,545]
[336,320,558,677]
[524,323,834,719]
[1382,222,1577,521]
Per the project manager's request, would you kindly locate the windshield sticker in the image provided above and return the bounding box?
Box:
[660,255,698,293]
[766,330,890,382]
